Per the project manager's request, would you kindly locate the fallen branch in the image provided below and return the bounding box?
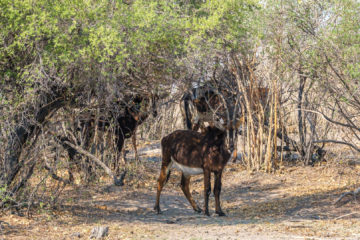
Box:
[334,187,360,207]
[335,212,360,220]
[52,134,125,186]
[63,140,114,176]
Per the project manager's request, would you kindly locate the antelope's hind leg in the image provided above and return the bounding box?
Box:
[154,162,171,214]
[203,169,211,216]
[180,174,202,213]
[214,171,226,216]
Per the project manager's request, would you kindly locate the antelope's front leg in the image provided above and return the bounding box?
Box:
[203,169,211,216]
[132,128,139,162]
[214,171,225,216]
[180,174,201,213]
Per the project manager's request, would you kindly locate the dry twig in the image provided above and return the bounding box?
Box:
[334,187,360,207]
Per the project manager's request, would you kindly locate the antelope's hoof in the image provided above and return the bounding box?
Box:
[204,210,210,216]
[216,211,226,217]
[194,208,202,213]
[154,206,162,214]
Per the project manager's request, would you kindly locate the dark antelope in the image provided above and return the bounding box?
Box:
[112,94,158,164]
[60,93,158,173]
[182,85,274,161]
[154,126,231,216]
[181,85,240,160]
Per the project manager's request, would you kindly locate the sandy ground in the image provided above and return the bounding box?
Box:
[1,143,360,240]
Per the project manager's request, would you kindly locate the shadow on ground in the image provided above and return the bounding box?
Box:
[58,178,360,227]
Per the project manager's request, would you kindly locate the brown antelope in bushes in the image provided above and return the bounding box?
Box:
[181,84,245,163]
[154,126,231,216]
[60,93,159,170]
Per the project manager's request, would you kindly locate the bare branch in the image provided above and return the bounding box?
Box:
[335,187,360,207]
[335,212,360,220]
[51,133,124,186]
[61,140,114,178]
[300,109,360,132]
[313,139,360,152]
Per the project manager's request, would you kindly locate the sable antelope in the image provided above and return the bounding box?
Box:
[60,93,158,173]
[181,85,240,161]
[154,126,231,216]
[113,94,158,164]
[181,84,274,162]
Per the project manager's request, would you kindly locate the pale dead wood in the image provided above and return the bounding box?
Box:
[335,212,360,220]
[335,187,360,207]
[52,133,125,186]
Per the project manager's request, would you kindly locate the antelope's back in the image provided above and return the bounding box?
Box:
[161,130,204,167]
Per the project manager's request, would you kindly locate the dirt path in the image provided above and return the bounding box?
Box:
[1,145,360,239]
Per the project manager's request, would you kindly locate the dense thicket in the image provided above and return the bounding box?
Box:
[1,0,359,208]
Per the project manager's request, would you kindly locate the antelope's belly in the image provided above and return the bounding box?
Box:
[171,158,203,177]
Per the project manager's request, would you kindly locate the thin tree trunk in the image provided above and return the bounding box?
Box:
[298,69,307,159]
[2,95,67,187]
